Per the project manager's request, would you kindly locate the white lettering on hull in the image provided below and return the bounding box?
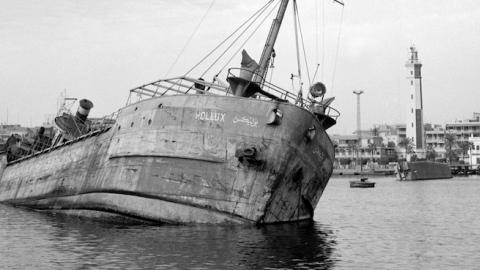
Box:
[233,116,258,128]
[195,111,225,122]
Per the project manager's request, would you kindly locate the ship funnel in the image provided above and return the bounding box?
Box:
[76,99,94,122]
[227,50,262,98]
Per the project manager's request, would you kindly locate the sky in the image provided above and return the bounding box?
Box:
[0,0,479,134]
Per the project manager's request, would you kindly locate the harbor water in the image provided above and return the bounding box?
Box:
[1,176,479,269]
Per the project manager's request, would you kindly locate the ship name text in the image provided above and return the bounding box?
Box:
[195,111,225,122]
[233,115,258,127]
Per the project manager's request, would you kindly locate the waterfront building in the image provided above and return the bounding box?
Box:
[332,133,395,169]
[445,113,480,163]
[445,113,480,142]
[335,112,480,165]
[468,136,480,166]
[425,123,446,159]
[405,46,426,158]
[333,134,374,165]
[375,124,406,147]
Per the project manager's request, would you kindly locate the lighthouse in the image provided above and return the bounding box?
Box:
[405,45,425,158]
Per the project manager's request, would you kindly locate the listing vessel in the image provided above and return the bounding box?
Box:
[0,0,341,224]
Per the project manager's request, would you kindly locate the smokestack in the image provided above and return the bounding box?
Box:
[76,99,93,122]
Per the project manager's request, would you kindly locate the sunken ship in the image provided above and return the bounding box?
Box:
[0,0,340,224]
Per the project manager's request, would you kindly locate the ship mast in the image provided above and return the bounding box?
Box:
[257,0,290,81]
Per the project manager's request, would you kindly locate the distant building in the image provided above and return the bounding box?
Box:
[332,132,395,168]
[334,112,480,165]
[369,123,447,161]
[375,124,406,147]
[445,113,480,142]
[468,136,480,166]
[445,113,480,163]
[425,123,446,159]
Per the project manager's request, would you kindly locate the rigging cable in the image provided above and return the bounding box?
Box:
[184,0,274,77]
[165,0,216,77]
[312,0,320,83]
[211,2,280,76]
[330,3,345,94]
[322,0,326,81]
[311,0,325,83]
[315,0,319,68]
[295,2,312,86]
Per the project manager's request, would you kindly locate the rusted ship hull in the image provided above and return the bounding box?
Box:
[396,161,452,181]
[0,95,334,224]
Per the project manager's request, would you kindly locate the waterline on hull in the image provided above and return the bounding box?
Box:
[12,192,253,225]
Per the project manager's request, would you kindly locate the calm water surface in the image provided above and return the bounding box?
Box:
[1,176,480,269]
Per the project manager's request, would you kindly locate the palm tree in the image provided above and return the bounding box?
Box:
[444,132,457,164]
[457,141,474,164]
[426,144,437,161]
[367,141,377,162]
[347,141,357,168]
[399,137,415,161]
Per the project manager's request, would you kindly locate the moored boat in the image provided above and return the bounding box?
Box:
[350,178,375,188]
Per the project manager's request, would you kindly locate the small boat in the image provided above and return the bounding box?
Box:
[350,178,375,188]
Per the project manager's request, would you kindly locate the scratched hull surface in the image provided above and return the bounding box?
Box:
[0,95,334,224]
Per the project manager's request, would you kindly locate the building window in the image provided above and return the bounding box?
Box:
[411,80,413,85]
[411,108,413,113]
[477,145,479,151]
[410,71,413,75]
[411,94,413,99]
[411,123,414,128]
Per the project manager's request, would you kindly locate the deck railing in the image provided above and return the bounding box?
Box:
[127,70,339,121]
[5,112,118,165]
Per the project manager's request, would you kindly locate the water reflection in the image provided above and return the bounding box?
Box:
[240,222,337,269]
[4,176,480,269]
[0,206,337,269]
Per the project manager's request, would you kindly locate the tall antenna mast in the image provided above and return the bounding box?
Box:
[353,90,364,171]
[257,0,290,81]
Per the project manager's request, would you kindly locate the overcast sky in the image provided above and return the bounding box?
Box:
[1,0,479,134]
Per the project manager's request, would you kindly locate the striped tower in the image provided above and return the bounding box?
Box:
[405,45,425,158]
